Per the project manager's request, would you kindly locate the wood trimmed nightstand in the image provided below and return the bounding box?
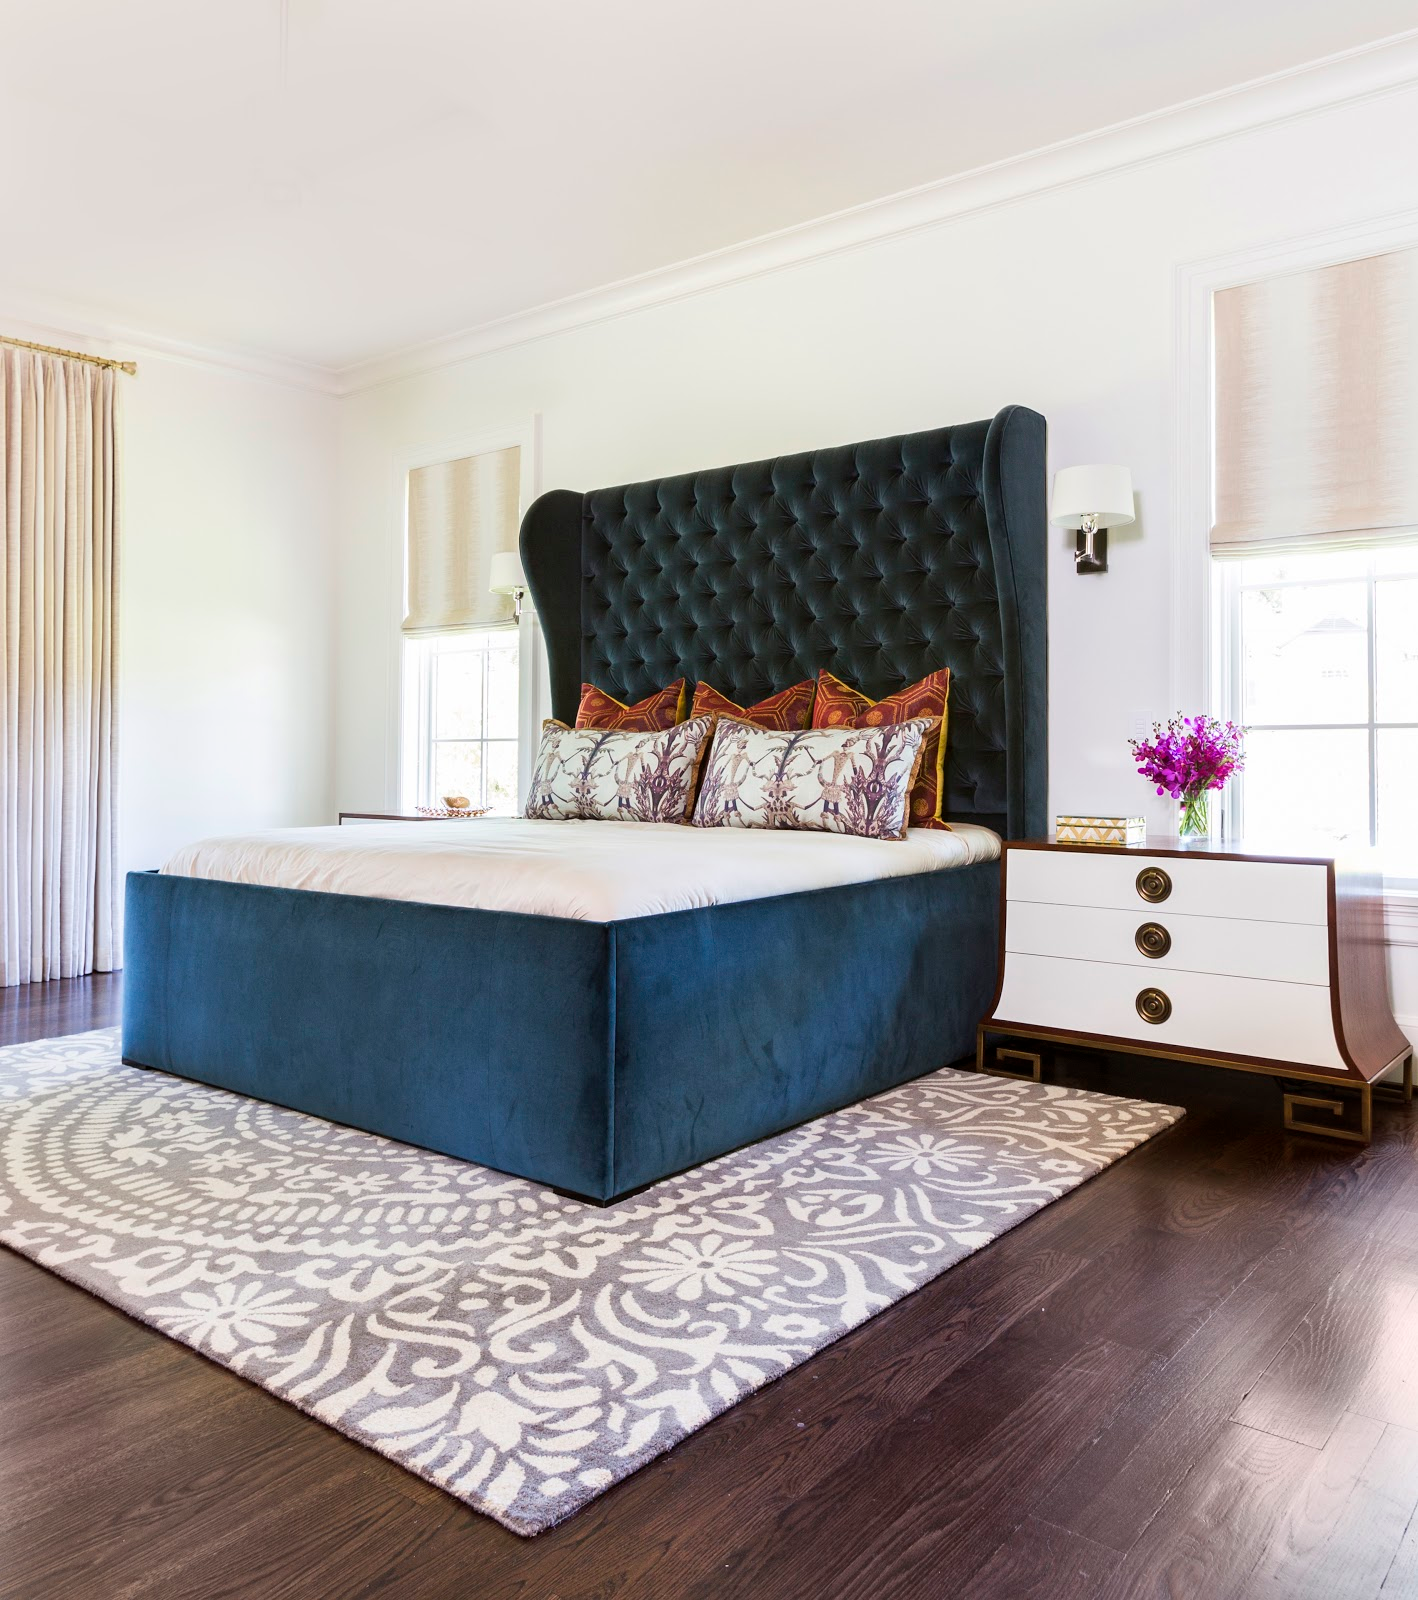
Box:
[337,812,426,823]
[977,836,1413,1143]
[337,811,488,823]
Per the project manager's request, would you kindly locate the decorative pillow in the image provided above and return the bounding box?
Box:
[813,668,951,829]
[691,716,935,841]
[575,680,687,731]
[690,679,815,731]
[525,715,713,824]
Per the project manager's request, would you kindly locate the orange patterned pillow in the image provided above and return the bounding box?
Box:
[576,680,688,731]
[690,679,815,731]
[813,668,951,829]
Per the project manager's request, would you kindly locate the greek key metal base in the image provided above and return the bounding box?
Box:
[1374,1052,1416,1107]
[977,1024,1414,1150]
[1281,1053,1413,1145]
[976,1037,1043,1083]
[1282,1085,1372,1145]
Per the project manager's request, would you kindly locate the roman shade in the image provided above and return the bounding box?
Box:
[402,446,521,635]
[1212,245,1418,556]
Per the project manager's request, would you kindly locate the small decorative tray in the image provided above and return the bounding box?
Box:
[414,805,491,819]
[1055,814,1147,845]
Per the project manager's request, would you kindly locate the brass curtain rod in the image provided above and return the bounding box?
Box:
[0,333,137,376]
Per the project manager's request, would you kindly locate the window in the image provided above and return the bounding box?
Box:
[1209,245,1418,879]
[405,629,521,814]
[398,441,527,815]
[1216,542,1418,874]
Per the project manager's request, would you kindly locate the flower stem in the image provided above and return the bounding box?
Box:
[1179,788,1210,838]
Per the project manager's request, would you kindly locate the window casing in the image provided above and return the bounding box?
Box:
[1214,541,1418,880]
[404,629,520,814]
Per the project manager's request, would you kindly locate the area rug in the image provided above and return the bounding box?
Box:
[0,1030,1182,1535]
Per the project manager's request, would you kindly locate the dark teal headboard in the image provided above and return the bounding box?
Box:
[520,407,1047,837]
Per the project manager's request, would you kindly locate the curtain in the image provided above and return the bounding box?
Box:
[402,445,521,636]
[1212,245,1418,555]
[0,348,120,986]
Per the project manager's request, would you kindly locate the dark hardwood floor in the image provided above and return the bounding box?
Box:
[4,974,1418,1599]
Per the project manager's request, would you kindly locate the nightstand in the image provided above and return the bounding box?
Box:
[337,811,487,823]
[977,837,1413,1143]
[337,812,427,824]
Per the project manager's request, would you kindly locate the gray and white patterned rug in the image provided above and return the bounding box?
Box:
[0,1030,1182,1535]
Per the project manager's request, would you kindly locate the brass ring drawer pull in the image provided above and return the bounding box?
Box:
[1136,987,1172,1025]
[1135,922,1171,959]
[1136,866,1172,903]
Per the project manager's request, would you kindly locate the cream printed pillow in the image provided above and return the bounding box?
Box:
[691,715,935,841]
[524,715,714,824]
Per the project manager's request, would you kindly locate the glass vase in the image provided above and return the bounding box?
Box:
[1178,788,1211,838]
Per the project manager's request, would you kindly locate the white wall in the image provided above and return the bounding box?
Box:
[118,356,337,877]
[335,85,1418,817]
[334,79,1418,1027]
[12,70,1416,1036]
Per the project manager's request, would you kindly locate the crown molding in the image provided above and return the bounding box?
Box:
[0,298,339,395]
[337,28,1418,395]
[8,30,1418,399]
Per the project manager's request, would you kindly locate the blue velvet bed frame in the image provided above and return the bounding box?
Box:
[123,408,1048,1202]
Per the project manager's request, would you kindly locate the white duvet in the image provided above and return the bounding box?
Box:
[162,817,1001,923]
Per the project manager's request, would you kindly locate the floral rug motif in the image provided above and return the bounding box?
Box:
[0,1030,1181,1535]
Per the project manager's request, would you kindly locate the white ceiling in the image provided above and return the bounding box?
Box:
[1,0,1414,374]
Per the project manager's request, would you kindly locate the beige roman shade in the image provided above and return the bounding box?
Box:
[1212,245,1418,556]
[402,446,521,635]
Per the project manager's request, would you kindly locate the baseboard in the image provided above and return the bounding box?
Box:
[1384,1014,1418,1082]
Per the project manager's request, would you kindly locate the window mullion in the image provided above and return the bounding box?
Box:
[420,644,435,807]
[480,634,490,808]
[1366,560,1379,849]
[1236,573,1357,595]
[1225,560,1244,839]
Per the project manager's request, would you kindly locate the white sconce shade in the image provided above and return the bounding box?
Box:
[1050,464,1134,574]
[489,550,528,620]
[488,551,526,596]
[1050,466,1135,529]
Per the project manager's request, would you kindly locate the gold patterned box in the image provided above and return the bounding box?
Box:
[1055,814,1147,846]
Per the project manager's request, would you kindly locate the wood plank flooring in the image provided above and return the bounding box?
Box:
[3,974,1418,1598]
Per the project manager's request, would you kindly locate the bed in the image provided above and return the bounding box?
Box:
[122,408,1047,1202]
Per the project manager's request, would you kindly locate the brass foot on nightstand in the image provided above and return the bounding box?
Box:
[975,1027,1046,1082]
[1373,1052,1414,1107]
[979,1045,1044,1083]
[1282,1084,1372,1145]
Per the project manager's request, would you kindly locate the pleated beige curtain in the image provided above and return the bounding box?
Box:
[0,347,120,986]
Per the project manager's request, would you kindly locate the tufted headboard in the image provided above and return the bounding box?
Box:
[520,407,1047,838]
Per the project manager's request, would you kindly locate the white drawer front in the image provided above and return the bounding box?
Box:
[1006,849,1329,925]
[1004,901,1331,986]
[993,952,1346,1071]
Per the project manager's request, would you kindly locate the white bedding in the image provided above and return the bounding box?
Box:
[162,817,1001,922]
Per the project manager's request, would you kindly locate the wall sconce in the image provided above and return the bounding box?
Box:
[1050,465,1135,575]
[489,551,528,620]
